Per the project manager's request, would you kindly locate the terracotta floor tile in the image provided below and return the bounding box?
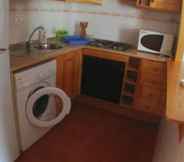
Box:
[16,102,158,162]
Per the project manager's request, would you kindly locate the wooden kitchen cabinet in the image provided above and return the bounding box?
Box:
[56,50,82,97]
[122,0,181,12]
[149,0,182,12]
[65,0,102,5]
[119,0,137,5]
[134,59,166,116]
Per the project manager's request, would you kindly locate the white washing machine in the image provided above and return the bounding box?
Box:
[14,60,71,151]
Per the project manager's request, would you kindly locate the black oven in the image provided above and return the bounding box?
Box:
[81,55,125,103]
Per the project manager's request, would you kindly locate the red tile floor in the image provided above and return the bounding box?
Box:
[16,101,159,162]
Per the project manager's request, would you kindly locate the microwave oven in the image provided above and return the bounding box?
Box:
[138,30,175,56]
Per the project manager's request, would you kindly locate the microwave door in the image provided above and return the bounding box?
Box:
[139,34,164,54]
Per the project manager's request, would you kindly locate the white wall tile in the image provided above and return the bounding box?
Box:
[10,0,179,46]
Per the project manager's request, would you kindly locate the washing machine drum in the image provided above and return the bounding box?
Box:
[26,87,71,128]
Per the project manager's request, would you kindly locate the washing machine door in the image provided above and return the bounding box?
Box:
[26,86,71,128]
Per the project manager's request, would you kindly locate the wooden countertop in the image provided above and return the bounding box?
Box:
[10,46,84,72]
[166,60,184,123]
[10,45,168,73]
[85,47,168,62]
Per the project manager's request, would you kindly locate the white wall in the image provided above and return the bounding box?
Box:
[10,0,75,44]
[69,0,179,45]
[153,60,184,162]
[10,0,179,46]
[0,1,20,161]
[0,53,20,162]
[153,120,184,162]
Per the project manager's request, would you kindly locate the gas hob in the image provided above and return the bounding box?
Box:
[88,39,131,52]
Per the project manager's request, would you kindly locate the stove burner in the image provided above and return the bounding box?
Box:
[88,39,131,52]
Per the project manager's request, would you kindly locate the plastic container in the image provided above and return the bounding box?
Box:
[63,35,92,45]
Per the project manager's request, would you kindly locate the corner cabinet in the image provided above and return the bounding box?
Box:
[120,0,181,12]
[56,50,82,97]
[64,0,102,5]
[148,0,182,12]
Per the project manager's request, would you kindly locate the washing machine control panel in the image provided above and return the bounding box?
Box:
[15,60,56,90]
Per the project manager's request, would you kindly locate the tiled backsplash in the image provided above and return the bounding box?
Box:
[10,0,180,45]
[10,0,74,44]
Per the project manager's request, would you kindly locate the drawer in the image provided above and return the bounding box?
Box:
[83,48,129,63]
[150,0,181,12]
[141,60,165,85]
[136,84,165,115]
[142,60,163,75]
[141,72,162,85]
[141,85,161,106]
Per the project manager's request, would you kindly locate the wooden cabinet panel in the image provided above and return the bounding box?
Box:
[133,0,181,12]
[142,60,163,74]
[141,60,164,85]
[62,57,75,96]
[134,59,166,116]
[135,84,164,115]
[119,0,136,5]
[176,1,184,61]
[150,0,182,12]
[65,0,102,5]
[83,48,129,63]
[57,50,82,97]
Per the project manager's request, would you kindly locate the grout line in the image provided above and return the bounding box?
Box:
[9,8,179,24]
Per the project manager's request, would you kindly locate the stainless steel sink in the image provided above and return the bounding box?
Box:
[33,42,64,50]
[10,41,65,57]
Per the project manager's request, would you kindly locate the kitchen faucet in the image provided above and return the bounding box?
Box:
[26,26,47,50]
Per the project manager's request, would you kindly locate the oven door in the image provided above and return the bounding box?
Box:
[81,55,125,103]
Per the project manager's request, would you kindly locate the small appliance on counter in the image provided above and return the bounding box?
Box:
[138,29,175,57]
[64,35,92,45]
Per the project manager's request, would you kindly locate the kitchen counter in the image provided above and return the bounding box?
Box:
[10,45,84,72]
[10,44,168,73]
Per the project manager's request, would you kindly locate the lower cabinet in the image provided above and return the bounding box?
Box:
[56,48,166,116]
[56,50,82,97]
[134,60,166,116]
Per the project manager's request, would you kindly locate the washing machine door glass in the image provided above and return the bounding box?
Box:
[26,87,71,128]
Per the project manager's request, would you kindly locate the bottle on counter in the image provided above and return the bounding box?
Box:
[79,22,88,38]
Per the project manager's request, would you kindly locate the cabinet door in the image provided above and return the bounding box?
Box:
[119,0,136,5]
[57,50,82,97]
[135,84,165,115]
[150,0,182,12]
[134,60,166,116]
[65,0,102,5]
[141,60,164,86]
